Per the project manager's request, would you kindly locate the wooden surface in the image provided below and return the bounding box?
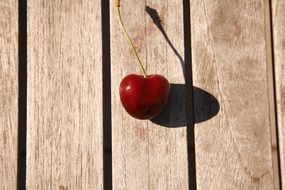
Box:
[272,0,285,188]
[111,0,189,189]
[27,1,103,189]
[0,0,18,189]
[191,0,277,189]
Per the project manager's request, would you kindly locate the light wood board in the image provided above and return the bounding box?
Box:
[191,0,277,189]
[0,0,18,189]
[272,0,285,188]
[27,0,103,189]
[111,0,189,189]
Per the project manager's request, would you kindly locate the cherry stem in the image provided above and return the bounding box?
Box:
[116,0,147,78]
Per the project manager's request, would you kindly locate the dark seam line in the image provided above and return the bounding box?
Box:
[268,0,283,189]
[17,0,27,189]
[102,0,112,190]
[183,0,197,189]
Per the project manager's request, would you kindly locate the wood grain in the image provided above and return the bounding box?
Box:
[111,0,188,189]
[191,0,276,189]
[27,1,103,189]
[272,0,285,188]
[0,0,18,189]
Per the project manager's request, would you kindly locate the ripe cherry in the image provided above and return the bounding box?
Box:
[120,74,170,119]
[116,0,170,119]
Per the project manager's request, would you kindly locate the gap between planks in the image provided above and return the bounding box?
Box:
[264,0,282,189]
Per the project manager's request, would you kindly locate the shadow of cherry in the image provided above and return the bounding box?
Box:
[151,84,220,127]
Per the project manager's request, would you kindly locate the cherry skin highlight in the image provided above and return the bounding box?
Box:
[119,74,170,120]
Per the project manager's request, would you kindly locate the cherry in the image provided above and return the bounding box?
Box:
[120,74,170,119]
[116,0,170,119]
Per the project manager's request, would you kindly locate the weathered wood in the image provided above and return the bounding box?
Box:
[191,0,276,189]
[27,1,103,189]
[272,0,285,188]
[0,0,18,189]
[111,0,188,189]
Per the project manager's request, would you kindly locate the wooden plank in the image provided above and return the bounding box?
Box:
[111,0,188,189]
[272,0,285,188]
[27,1,103,189]
[191,0,277,189]
[0,0,18,189]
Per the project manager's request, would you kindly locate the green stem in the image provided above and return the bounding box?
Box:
[116,1,147,78]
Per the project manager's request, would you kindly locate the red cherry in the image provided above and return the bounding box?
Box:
[119,74,170,120]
